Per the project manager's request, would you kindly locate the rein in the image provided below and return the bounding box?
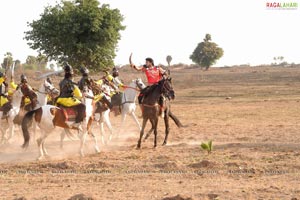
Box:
[124,85,140,91]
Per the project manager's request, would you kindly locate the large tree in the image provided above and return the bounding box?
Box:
[190,34,223,70]
[25,0,125,71]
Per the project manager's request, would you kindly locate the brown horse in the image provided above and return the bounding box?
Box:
[137,77,175,148]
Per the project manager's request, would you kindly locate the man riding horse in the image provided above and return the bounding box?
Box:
[130,57,167,117]
[78,66,113,109]
[56,64,86,128]
[112,67,124,90]
[18,74,38,111]
[0,72,12,119]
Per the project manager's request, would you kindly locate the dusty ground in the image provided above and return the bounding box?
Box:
[1,66,300,200]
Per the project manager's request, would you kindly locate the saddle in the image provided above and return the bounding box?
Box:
[59,106,77,122]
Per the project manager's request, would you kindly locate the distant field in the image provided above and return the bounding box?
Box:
[1,66,300,199]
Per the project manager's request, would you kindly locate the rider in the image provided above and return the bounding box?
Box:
[57,64,85,128]
[111,67,124,90]
[84,69,113,109]
[19,74,38,111]
[0,72,12,119]
[78,66,91,91]
[130,57,167,116]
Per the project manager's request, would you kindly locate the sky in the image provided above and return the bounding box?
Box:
[0,0,299,67]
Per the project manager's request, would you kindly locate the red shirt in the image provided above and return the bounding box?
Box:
[142,66,164,85]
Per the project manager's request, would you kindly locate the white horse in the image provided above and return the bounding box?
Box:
[21,88,99,160]
[94,83,114,144]
[60,88,100,152]
[0,88,22,144]
[0,80,59,144]
[118,78,146,137]
[35,80,60,107]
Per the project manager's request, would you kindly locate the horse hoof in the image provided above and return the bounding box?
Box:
[44,154,51,159]
[95,147,100,153]
[37,156,45,161]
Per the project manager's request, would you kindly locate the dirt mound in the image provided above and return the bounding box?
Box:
[162,194,193,200]
[14,197,27,200]
[188,160,216,168]
[154,161,178,169]
[86,161,109,169]
[40,161,75,170]
[68,193,96,200]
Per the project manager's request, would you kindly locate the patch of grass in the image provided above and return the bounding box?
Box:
[201,140,213,154]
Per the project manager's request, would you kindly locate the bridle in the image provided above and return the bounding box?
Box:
[161,79,172,93]
[135,79,144,91]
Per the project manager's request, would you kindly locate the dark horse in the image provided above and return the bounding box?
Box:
[137,77,175,148]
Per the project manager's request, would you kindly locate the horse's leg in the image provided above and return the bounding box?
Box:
[153,118,159,148]
[0,117,8,144]
[89,132,100,153]
[143,109,154,141]
[103,111,113,142]
[143,122,154,142]
[42,133,50,158]
[79,130,87,157]
[131,112,142,131]
[118,111,127,138]
[31,120,37,145]
[163,110,170,146]
[0,125,5,145]
[88,118,100,153]
[60,129,66,149]
[137,118,148,149]
[37,131,49,160]
[6,118,14,143]
[100,121,106,145]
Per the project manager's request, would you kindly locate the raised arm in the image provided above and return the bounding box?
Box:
[129,53,143,71]
[132,64,144,71]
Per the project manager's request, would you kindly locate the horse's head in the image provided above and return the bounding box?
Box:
[161,77,175,100]
[43,80,59,96]
[134,78,146,90]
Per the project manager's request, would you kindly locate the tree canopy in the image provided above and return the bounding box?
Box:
[190,34,224,70]
[24,54,47,70]
[25,0,125,71]
[166,55,172,66]
[1,52,13,70]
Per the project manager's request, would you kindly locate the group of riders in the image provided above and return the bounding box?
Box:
[0,57,167,127]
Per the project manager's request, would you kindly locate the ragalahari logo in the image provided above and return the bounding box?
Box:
[266,2,298,9]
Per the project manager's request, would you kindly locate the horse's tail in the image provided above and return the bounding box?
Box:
[21,109,37,148]
[169,111,186,128]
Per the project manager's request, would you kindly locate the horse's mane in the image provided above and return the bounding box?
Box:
[144,79,164,98]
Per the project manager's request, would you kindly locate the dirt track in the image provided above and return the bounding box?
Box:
[1,66,300,200]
